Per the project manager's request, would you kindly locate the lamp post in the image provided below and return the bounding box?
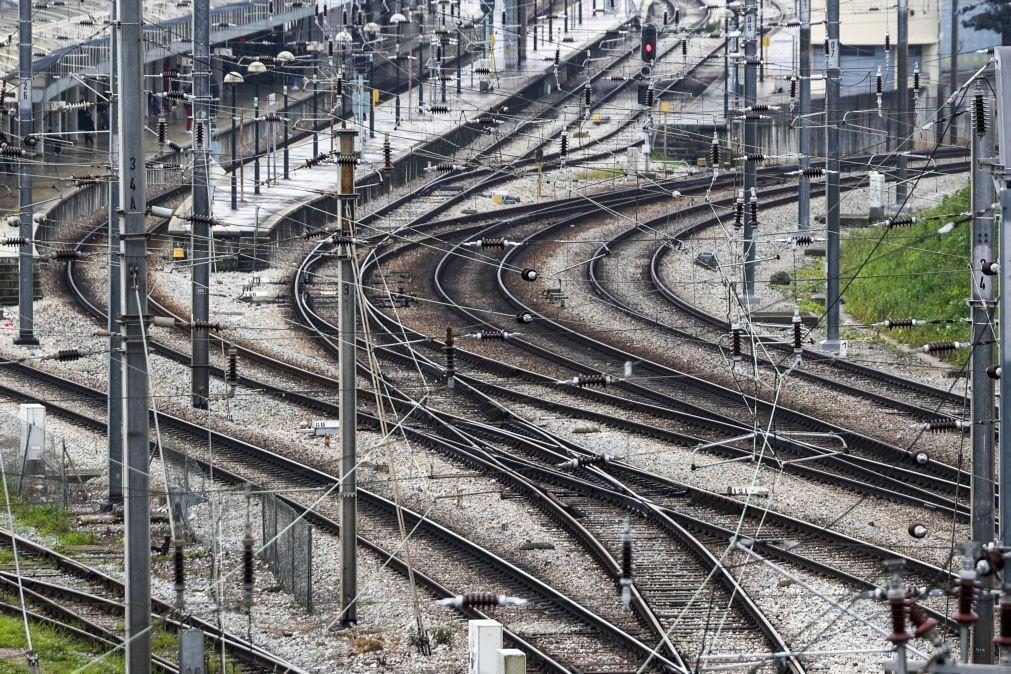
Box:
[224,71,243,209]
[247,59,267,195]
[306,42,327,154]
[276,50,296,179]
[391,12,408,122]
[364,21,380,138]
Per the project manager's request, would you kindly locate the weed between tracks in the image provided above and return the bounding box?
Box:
[0,611,123,672]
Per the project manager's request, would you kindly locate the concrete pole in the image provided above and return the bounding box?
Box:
[894,0,908,206]
[994,47,1011,557]
[254,91,260,194]
[949,0,959,146]
[107,0,123,504]
[970,83,995,663]
[283,85,290,179]
[740,0,758,306]
[15,0,37,347]
[822,0,841,351]
[336,129,358,627]
[797,0,811,231]
[230,83,238,209]
[118,0,152,664]
[191,0,211,409]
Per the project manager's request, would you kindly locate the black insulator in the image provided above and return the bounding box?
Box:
[554,48,560,65]
[734,198,744,228]
[242,533,254,603]
[336,75,343,96]
[560,132,568,157]
[884,32,891,52]
[884,318,914,328]
[304,227,334,239]
[521,268,538,282]
[383,136,393,171]
[681,40,687,56]
[173,542,185,591]
[584,84,592,106]
[823,40,830,56]
[194,121,205,146]
[0,146,25,157]
[732,328,741,358]
[749,198,758,225]
[165,91,188,101]
[516,311,534,324]
[456,593,500,607]
[662,10,668,24]
[801,168,824,178]
[187,213,216,225]
[54,349,83,361]
[745,153,767,162]
[886,216,915,228]
[576,374,611,387]
[646,86,654,107]
[789,77,797,99]
[876,72,883,95]
[711,142,720,165]
[793,235,814,246]
[975,94,987,135]
[192,320,223,331]
[673,6,680,24]
[482,237,506,248]
[430,104,450,113]
[436,45,443,61]
[913,69,920,92]
[328,40,334,56]
[267,0,273,11]
[573,454,610,467]
[922,341,957,353]
[157,117,167,144]
[474,67,491,74]
[0,237,27,246]
[919,419,964,433]
[227,347,238,384]
[750,104,773,112]
[52,248,83,259]
[793,321,802,351]
[474,330,507,340]
[341,9,347,24]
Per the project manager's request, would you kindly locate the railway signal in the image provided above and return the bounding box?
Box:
[640,23,657,62]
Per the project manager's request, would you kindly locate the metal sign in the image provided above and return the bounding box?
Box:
[825,39,839,69]
[743,12,756,40]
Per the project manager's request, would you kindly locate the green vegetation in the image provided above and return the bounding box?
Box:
[573,168,624,181]
[0,611,123,673]
[792,186,971,359]
[5,497,99,552]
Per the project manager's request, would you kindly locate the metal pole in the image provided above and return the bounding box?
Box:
[418,37,424,110]
[15,0,37,346]
[822,0,841,350]
[456,21,462,95]
[949,0,959,146]
[740,0,758,305]
[970,81,996,664]
[283,85,290,179]
[313,61,320,155]
[107,0,123,504]
[723,16,729,124]
[118,0,151,662]
[191,0,211,409]
[230,84,238,209]
[996,46,1011,559]
[336,128,358,627]
[895,0,908,206]
[797,0,810,231]
[396,28,402,121]
[254,88,260,195]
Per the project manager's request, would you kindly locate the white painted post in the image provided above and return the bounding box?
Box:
[498,648,526,674]
[18,403,45,476]
[868,171,885,220]
[468,619,503,674]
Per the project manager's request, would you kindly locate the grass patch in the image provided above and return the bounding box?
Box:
[4,496,99,552]
[792,186,971,360]
[0,610,123,673]
[573,168,624,181]
[840,187,971,358]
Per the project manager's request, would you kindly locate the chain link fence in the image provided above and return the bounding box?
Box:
[2,430,89,509]
[261,493,313,611]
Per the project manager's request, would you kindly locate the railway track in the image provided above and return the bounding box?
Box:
[0,527,305,672]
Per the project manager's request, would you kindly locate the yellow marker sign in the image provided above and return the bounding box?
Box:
[373,88,379,105]
[659,101,672,113]
[762,35,770,48]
